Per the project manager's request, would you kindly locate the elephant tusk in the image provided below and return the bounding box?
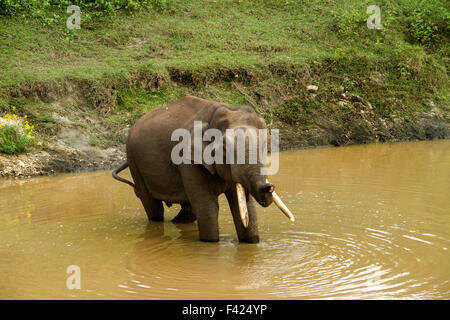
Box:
[267,179,295,222]
[235,183,249,228]
[272,191,295,222]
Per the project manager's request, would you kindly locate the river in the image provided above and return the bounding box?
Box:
[1,140,449,299]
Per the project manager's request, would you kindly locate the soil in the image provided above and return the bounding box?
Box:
[277,104,450,150]
[1,83,448,179]
[0,114,126,179]
[1,110,448,179]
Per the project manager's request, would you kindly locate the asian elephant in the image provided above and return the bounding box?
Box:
[112,96,294,243]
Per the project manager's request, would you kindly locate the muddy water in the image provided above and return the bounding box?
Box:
[1,140,449,299]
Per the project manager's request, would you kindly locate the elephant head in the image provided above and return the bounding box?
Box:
[191,104,294,233]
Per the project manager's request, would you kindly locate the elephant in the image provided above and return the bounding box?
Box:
[112,96,294,243]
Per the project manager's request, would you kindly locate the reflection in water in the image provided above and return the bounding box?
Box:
[0,140,449,299]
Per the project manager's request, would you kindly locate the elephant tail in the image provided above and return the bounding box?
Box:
[112,161,136,188]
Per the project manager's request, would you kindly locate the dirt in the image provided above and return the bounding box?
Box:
[0,146,124,178]
[276,100,450,150]
[0,113,126,179]
[1,73,448,179]
[1,106,448,179]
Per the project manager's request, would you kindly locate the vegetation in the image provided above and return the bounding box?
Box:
[0,0,448,153]
[0,0,171,16]
[0,107,34,154]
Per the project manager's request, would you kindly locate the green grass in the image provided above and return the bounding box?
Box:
[104,87,179,129]
[1,0,445,86]
[0,0,448,149]
[0,109,35,154]
[0,124,31,153]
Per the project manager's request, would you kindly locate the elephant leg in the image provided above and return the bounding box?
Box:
[129,161,164,222]
[179,165,219,242]
[142,196,164,222]
[194,198,219,242]
[225,188,259,243]
[172,203,197,224]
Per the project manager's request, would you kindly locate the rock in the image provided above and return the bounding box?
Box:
[341,93,362,102]
[424,99,436,108]
[335,86,345,95]
[306,85,318,93]
[369,72,386,87]
[52,113,73,125]
[430,107,442,117]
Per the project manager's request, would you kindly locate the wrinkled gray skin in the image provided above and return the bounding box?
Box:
[125,96,273,243]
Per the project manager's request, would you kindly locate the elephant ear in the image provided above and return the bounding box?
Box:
[205,106,235,175]
[209,106,232,131]
[187,106,232,175]
[186,119,218,176]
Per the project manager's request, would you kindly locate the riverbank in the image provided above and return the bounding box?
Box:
[0,0,448,178]
[1,93,447,178]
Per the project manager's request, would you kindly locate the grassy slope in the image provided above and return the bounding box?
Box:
[0,1,335,85]
[0,0,448,149]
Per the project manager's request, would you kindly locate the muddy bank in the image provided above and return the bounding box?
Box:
[277,101,450,150]
[0,115,126,178]
[0,145,125,179]
[1,110,448,179]
[1,70,448,178]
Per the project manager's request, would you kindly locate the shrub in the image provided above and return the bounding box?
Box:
[0,0,171,16]
[407,7,448,45]
[391,0,450,45]
[0,0,44,16]
[333,8,368,37]
[0,111,34,154]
